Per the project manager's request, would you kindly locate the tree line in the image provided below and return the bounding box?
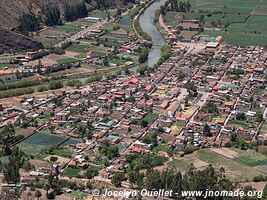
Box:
[18,3,88,34]
[168,0,191,12]
[64,2,88,22]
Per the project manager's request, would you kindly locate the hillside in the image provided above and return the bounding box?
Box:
[0,28,43,52]
[0,0,86,30]
[0,0,129,30]
[0,0,132,52]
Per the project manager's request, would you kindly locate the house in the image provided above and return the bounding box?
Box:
[55,111,70,121]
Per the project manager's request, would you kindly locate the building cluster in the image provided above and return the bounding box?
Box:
[0,43,266,181]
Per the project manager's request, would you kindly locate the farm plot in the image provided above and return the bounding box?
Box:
[54,22,82,33]
[56,57,81,65]
[188,0,261,14]
[183,0,267,46]
[66,44,91,53]
[195,149,267,182]
[167,148,267,182]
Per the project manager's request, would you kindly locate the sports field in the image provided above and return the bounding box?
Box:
[19,132,75,155]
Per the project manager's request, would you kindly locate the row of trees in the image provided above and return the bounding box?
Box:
[64,2,88,22]
[109,164,244,200]
[0,87,34,99]
[168,0,191,12]
[45,6,62,26]
[156,44,172,66]
[19,3,88,34]
[0,79,41,91]
[18,14,40,34]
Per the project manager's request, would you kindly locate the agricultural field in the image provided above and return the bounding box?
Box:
[180,30,198,40]
[188,0,263,14]
[57,57,81,65]
[165,0,267,46]
[63,167,82,177]
[164,11,183,26]
[143,113,158,124]
[54,22,82,33]
[66,44,91,53]
[33,22,82,47]
[167,148,267,182]
[260,121,267,135]
[119,14,133,32]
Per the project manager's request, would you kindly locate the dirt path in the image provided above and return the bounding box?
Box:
[159,13,171,34]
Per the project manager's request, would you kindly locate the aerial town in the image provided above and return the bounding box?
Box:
[0,0,266,199]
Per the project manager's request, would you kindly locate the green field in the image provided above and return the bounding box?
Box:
[91,10,108,18]
[228,120,251,129]
[57,57,80,65]
[260,122,267,134]
[153,145,169,153]
[180,30,198,40]
[143,113,157,124]
[120,15,133,32]
[66,44,90,53]
[63,167,81,177]
[168,148,267,182]
[164,11,183,26]
[19,143,47,155]
[178,0,267,46]
[110,58,126,65]
[54,22,82,33]
[188,0,263,14]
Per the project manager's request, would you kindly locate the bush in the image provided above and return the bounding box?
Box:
[48,80,63,90]
[50,156,58,162]
[184,146,198,154]
[37,85,48,92]
[253,175,266,182]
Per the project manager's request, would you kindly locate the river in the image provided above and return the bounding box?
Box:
[139,0,167,67]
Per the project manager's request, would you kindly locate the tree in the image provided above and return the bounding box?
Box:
[35,190,42,200]
[45,6,61,26]
[48,80,63,90]
[203,102,219,114]
[203,124,212,137]
[48,123,55,134]
[185,81,198,97]
[236,112,246,121]
[103,56,109,67]
[140,119,148,127]
[3,146,24,184]
[86,167,99,179]
[76,124,92,139]
[0,124,16,155]
[18,14,40,34]
[138,48,149,63]
[64,2,88,22]
[255,111,263,123]
[100,140,119,159]
[111,173,126,187]
[230,132,237,142]
[44,184,50,198]
[36,59,43,74]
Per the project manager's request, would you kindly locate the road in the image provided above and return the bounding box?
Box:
[55,18,109,48]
